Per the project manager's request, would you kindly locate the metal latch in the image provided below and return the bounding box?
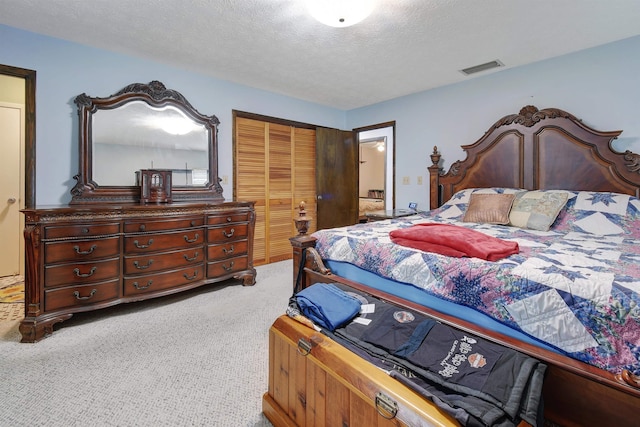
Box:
[375,392,398,419]
[297,338,312,356]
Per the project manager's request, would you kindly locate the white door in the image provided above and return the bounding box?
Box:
[0,102,24,276]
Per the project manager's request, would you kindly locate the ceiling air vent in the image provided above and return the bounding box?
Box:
[460,60,504,76]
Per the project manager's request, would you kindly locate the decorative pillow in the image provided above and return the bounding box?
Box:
[436,188,523,220]
[462,193,516,224]
[509,190,569,231]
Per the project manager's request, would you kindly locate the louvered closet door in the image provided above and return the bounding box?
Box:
[268,123,294,262]
[236,118,268,265]
[293,127,317,235]
[235,117,316,266]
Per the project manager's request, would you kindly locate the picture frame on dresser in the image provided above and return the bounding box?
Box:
[20,81,256,343]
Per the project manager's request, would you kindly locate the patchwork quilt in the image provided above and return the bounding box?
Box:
[312,190,640,375]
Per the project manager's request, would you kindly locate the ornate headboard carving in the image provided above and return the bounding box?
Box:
[429,105,640,209]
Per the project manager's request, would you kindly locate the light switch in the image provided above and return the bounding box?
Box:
[402,176,410,185]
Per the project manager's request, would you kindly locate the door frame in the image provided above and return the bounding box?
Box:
[354,121,396,209]
[0,64,36,209]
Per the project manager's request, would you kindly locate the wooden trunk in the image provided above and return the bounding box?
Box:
[263,315,459,427]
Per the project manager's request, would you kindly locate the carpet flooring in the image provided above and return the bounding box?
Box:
[0,261,293,426]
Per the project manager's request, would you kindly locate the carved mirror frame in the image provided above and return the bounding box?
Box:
[70,80,223,204]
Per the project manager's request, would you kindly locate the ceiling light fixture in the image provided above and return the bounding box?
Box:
[306,0,375,28]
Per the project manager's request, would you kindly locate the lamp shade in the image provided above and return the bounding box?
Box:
[306,0,375,28]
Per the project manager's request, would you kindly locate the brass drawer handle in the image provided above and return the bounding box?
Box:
[222,261,234,271]
[222,245,234,255]
[73,289,97,300]
[133,260,154,270]
[183,252,199,262]
[226,217,232,222]
[73,266,97,278]
[134,239,153,249]
[184,233,200,243]
[133,280,153,290]
[74,244,97,255]
[222,228,235,238]
[183,271,199,280]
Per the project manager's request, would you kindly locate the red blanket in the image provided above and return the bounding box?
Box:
[389,223,519,261]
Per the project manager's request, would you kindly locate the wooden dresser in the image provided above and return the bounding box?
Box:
[21,202,255,343]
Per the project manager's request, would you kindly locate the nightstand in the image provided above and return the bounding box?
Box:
[365,209,417,222]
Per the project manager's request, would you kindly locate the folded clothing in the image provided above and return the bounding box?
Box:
[390,223,519,261]
[295,283,361,331]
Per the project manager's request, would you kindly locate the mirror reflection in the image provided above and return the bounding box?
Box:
[92,101,209,186]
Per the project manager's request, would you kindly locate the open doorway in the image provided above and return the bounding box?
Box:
[355,122,395,220]
[0,64,36,278]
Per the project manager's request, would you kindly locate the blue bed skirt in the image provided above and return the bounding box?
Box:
[325,259,559,354]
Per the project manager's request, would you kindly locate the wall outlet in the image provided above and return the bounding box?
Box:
[222,175,228,185]
[402,176,410,185]
[417,176,423,185]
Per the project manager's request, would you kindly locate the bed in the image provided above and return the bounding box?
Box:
[285,106,640,426]
[359,196,385,218]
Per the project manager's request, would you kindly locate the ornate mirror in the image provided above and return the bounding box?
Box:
[70,81,223,204]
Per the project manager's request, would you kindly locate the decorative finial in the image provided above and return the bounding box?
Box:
[294,201,312,235]
[430,146,441,166]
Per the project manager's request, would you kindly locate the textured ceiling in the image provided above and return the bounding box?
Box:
[1,0,640,109]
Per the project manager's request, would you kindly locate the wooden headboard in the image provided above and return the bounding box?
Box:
[429,105,640,209]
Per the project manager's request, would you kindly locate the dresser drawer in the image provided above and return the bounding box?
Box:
[207,224,248,243]
[44,223,120,239]
[123,265,205,296]
[44,279,120,311]
[123,247,204,275]
[207,255,248,277]
[44,257,120,288]
[124,217,204,233]
[44,237,121,264]
[207,212,250,225]
[124,228,204,253]
[207,240,248,261]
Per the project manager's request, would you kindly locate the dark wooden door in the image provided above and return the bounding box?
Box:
[316,128,358,230]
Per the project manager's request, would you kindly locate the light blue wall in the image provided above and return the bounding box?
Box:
[0,24,346,205]
[347,35,640,210]
[3,24,640,210]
